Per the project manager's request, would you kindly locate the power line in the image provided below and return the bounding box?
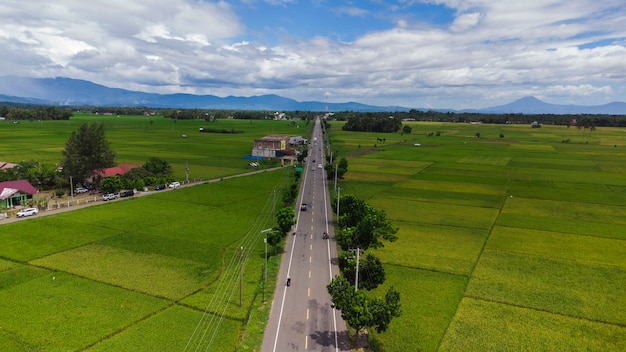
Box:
[184,169,289,351]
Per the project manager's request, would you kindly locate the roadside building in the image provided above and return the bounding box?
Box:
[251,135,298,166]
[89,163,142,184]
[0,180,38,208]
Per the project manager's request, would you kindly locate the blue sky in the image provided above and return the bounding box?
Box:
[0,0,625,109]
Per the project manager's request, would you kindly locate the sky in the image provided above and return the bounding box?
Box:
[0,0,625,109]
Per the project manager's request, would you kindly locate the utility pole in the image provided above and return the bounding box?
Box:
[334,163,338,191]
[70,175,74,199]
[336,187,341,221]
[261,228,272,303]
[355,248,360,291]
[239,246,244,307]
[185,160,189,183]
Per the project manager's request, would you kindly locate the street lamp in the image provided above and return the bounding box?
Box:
[261,228,273,302]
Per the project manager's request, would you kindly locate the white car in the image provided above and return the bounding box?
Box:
[318,163,323,169]
[17,208,39,217]
[102,193,117,201]
[75,187,89,194]
[169,181,181,189]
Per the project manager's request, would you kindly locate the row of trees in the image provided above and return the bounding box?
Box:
[342,114,403,133]
[327,194,401,339]
[332,110,626,127]
[0,106,72,120]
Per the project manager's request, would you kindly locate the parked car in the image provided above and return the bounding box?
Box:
[120,190,134,198]
[169,181,181,189]
[75,187,89,194]
[17,207,38,217]
[102,193,117,201]
[154,184,166,191]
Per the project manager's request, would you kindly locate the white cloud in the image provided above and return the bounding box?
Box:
[0,0,624,108]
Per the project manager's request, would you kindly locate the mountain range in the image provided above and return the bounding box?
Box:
[0,76,624,115]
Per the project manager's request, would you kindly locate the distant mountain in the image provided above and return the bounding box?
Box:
[0,76,405,112]
[472,96,626,115]
[0,76,624,114]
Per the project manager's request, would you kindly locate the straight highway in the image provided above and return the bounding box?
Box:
[261,118,349,351]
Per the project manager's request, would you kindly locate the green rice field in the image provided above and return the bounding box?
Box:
[2,116,626,351]
[0,114,303,351]
[329,121,626,351]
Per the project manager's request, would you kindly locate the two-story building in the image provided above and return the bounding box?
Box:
[251,135,298,166]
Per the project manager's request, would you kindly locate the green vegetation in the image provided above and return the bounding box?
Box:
[328,121,626,351]
[0,171,290,351]
[61,121,117,182]
[3,116,626,350]
[0,115,310,351]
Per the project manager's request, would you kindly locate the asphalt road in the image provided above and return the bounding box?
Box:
[262,119,349,351]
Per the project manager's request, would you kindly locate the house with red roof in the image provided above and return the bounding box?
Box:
[93,163,142,179]
[0,180,38,208]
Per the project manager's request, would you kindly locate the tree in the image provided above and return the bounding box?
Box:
[327,276,401,337]
[27,162,59,190]
[276,207,295,235]
[266,228,285,254]
[337,157,349,179]
[100,176,123,194]
[339,253,386,291]
[370,286,402,333]
[335,195,398,251]
[61,122,116,182]
[402,125,412,134]
[143,157,172,176]
[336,195,369,228]
[325,163,336,180]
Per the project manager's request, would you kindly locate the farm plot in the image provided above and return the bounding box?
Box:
[440,298,626,351]
[0,271,168,351]
[370,196,500,230]
[88,305,240,351]
[0,168,288,351]
[31,244,210,300]
[367,265,467,352]
[328,122,626,351]
[498,197,626,240]
[375,222,488,275]
[466,249,626,325]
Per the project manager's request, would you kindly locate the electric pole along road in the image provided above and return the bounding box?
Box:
[261,118,350,351]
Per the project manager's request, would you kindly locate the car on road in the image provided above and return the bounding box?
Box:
[301,203,307,211]
[75,187,89,194]
[154,184,166,191]
[318,163,323,169]
[102,193,117,201]
[16,207,38,217]
[169,181,181,189]
[120,190,134,197]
